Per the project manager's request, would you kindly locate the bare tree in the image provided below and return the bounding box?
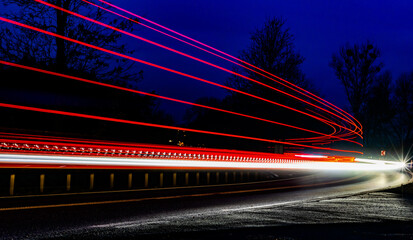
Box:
[186,18,315,151]
[329,41,383,121]
[227,17,307,101]
[0,0,174,141]
[364,71,393,147]
[0,0,140,86]
[391,72,413,149]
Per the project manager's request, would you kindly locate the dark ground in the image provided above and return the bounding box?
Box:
[55,188,413,240]
[1,171,412,240]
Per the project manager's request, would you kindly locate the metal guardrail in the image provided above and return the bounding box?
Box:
[1,169,269,196]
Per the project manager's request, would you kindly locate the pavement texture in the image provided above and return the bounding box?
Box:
[2,171,412,239]
[49,182,413,239]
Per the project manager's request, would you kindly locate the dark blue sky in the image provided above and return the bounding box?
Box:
[113,0,413,120]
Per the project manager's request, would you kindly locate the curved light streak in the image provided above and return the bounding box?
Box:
[0,102,363,154]
[0,16,353,136]
[0,60,361,146]
[96,0,363,135]
[35,0,361,139]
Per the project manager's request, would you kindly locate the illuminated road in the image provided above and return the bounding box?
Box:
[0,169,411,239]
[0,152,405,171]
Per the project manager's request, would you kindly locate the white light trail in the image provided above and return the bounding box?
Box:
[294,154,328,159]
[0,153,405,171]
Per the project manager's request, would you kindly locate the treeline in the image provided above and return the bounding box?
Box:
[183,18,331,153]
[185,18,413,158]
[330,42,413,158]
[0,0,173,143]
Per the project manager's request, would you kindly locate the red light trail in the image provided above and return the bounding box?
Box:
[84,0,360,137]
[96,0,362,136]
[0,60,362,146]
[34,0,360,138]
[0,102,363,154]
[0,0,367,157]
[0,16,361,141]
[3,134,396,172]
[75,0,361,138]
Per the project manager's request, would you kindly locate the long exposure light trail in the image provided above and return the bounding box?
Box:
[39,0,360,138]
[0,16,361,140]
[0,60,362,146]
[0,137,354,161]
[35,0,360,136]
[84,0,360,137]
[0,153,404,171]
[96,0,363,136]
[0,133,355,159]
[0,102,363,154]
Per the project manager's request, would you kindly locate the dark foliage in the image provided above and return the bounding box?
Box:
[329,41,383,122]
[391,72,413,153]
[184,18,325,152]
[0,0,173,143]
[331,42,413,158]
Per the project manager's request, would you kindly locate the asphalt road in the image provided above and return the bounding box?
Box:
[0,170,411,239]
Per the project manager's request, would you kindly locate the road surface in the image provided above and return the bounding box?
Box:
[0,170,411,239]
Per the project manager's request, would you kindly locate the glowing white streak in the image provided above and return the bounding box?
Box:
[0,154,405,171]
[294,154,328,158]
[355,158,403,165]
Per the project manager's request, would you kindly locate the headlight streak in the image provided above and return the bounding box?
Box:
[0,153,404,171]
[295,154,328,159]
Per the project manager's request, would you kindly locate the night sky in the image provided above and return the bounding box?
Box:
[2,0,412,122]
[108,0,413,121]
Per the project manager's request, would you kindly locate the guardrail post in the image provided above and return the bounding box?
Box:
[206,172,210,184]
[66,174,71,191]
[185,173,189,185]
[110,173,114,189]
[225,172,228,183]
[90,173,94,190]
[144,173,149,188]
[159,173,164,187]
[9,174,15,196]
[173,173,177,187]
[40,174,45,193]
[233,171,236,182]
[128,173,132,189]
[196,172,200,185]
[240,172,243,182]
[216,172,219,184]
[255,172,258,180]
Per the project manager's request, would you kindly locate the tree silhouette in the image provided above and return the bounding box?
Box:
[186,18,317,152]
[391,72,413,150]
[0,0,139,86]
[0,0,174,142]
[227,17,308,101]
[364,71,393,147]
[329,41,383,122]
